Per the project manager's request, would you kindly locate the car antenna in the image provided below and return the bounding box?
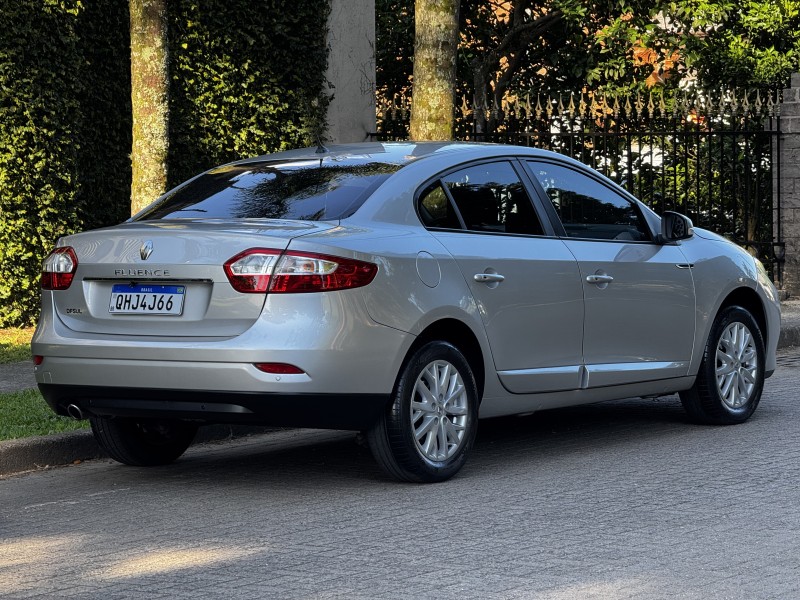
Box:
[315,134,329,155]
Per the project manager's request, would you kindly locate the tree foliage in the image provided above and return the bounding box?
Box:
[377,0,800,117]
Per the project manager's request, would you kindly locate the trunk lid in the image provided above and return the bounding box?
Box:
[50,219,335,336]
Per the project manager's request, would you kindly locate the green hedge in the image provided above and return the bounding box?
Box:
[0,0,131,327]
[0,1,329,326]
[167,1,330,186]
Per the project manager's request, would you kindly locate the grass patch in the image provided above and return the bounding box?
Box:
[0,389,89,441]
[0,327,34,364]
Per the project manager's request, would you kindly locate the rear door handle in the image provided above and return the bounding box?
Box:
[586,274,614,284]
[474,273,505,283]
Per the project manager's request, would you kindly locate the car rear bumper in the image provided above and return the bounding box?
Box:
[39,384,390,430]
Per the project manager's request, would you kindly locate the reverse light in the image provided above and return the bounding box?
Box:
[224,249,377,294]
[223,249,282,293]
[41,247,78,290]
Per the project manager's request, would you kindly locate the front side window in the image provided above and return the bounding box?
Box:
[527,161,650,241]
[134,159,403,221]
[438,161,544,235]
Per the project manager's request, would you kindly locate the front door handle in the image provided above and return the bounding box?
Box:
[474,273,505,283]
[586,274,614,284]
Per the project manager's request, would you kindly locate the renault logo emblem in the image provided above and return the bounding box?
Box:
[140,241,154,261]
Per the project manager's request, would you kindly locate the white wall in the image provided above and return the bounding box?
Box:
[325,0,376,143]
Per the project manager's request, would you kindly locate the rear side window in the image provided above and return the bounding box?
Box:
[134,159,402,221]
[418,183,463,229]
[419,161,544,235]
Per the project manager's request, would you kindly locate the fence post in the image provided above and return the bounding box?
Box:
[776,75,800,295]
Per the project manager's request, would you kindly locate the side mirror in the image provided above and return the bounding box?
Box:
[660,211,693,243]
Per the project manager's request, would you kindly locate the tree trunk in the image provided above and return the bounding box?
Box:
[410,0,459,141]
[129,0,169,215]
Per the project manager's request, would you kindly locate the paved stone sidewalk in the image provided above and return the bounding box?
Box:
[2,357,799,599]
[0,360,34,393]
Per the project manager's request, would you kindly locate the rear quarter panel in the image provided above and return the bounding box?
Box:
[287,223,506,401]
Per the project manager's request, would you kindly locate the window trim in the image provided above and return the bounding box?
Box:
[414,157,558,238]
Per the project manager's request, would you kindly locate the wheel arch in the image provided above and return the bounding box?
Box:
[717,286,768,347]
[404,318,486,399]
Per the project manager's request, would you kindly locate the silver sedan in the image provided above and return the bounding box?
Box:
[32,142,781,482]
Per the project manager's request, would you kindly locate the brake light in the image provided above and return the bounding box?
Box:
[270,251,378,293]
[41,247,78,290]
[224,249,377,294]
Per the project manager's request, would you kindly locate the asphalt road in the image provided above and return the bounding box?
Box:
[2,350,799,600]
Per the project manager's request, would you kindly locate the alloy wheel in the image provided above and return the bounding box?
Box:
[715,321,758,409]
[410,359,469,462]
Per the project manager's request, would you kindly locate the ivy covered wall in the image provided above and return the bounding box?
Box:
[167,0,330,187]
[0,0,330,326]
[0,0,131,327]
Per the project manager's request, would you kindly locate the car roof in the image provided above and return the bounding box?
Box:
[234,141,565,168]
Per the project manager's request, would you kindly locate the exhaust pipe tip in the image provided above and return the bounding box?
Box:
[66,404,85,421]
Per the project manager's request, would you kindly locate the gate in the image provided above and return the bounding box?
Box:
[375,89,784,280]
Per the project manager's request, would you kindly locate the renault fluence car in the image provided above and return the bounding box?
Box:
[32,142,781,482]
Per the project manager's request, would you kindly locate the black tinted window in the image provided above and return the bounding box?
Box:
[440,162,543,235]
[527,161,650,241]
[134,159,401,221]
[418,183,463,229]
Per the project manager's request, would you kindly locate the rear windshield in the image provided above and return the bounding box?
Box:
[133,159,402,221]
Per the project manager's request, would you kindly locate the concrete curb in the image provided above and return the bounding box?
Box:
[0,430,101,476]
[0,425,276,478]
[3,302,800,477]
[779,328,800,349]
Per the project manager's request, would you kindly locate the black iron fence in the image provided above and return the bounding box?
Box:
[375,89,784,279]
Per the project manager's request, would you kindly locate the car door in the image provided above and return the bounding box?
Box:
[525,160,696,387]
[418,160,585,393]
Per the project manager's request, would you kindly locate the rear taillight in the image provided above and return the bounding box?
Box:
[270,251,378,293]
[41,247,78,290]
[224,249,282,293]
[224,249,377,294]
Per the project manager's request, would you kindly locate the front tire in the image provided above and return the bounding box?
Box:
[680,306,765,425]
[367,341,479,483]
[91,417,198,466]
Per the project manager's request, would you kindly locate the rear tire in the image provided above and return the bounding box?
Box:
[367,341,479,483]
[680,306,765,425]
[90,417,198,466]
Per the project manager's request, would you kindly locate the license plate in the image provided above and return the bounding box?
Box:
[109,284,185,315]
